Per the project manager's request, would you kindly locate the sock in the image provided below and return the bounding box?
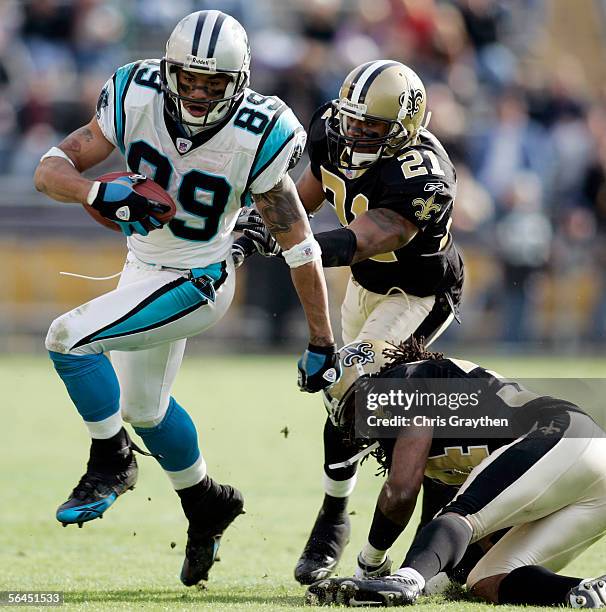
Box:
[402,514,472,582]
[177,475,223,520]
[88,427,132,471]
[133,397,200,473]
[360,541,388,566]
[49,352,121,434]
[394,567,426,591]
[498,565,581,606]
[368,505,405,551]
[322,494,348,518]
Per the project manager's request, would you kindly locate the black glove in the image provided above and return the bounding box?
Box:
[234,207,281,257]
[297,343,342,392]
[90,174,171,236]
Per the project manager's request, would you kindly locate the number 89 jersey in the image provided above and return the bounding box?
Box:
[96,59,306,269]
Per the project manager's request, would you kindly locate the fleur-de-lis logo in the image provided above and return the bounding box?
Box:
[341,341,375,367]
[400,88,424,118]
[412,192,441,221]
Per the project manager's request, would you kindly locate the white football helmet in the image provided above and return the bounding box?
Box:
[161,10,250,128]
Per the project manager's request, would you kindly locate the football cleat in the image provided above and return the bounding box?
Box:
[56,434,138,526]
[354,553,393,579]
[294,508,350,585]
[180,484,245,586]
[568,575,606,608]
[306,575,421,607]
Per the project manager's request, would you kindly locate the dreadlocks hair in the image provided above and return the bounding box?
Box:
[376,336,444,376]
[368,337,444,475]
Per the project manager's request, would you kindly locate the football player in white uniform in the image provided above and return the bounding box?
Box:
[306,339,606,608]
[33,10,339,586]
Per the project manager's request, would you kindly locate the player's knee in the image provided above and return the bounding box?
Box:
[121,393,169,427]
[468,573,508,603]
[45,315,72,354]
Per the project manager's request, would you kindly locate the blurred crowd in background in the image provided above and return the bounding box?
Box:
[2,0,606,350]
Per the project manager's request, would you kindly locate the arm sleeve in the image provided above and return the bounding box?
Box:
[378,175,452,231]
[249,106,307,194]
[95,62,140,155]
[95,77,118,148]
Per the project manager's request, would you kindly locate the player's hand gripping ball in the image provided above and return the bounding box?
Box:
[84,172,176,236]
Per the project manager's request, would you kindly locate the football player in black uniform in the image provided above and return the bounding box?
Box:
[234,60,464,584]
[305,339,606,608]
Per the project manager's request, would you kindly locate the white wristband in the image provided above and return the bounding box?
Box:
[40,146,75,168]
[86,181,101,206]
[282,236,322,268]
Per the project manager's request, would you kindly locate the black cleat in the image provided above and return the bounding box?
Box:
[295,508,350,585]
[568,575,606,608]
[56,428,138,526]
[306,575,421,607]
[180,484,244,586]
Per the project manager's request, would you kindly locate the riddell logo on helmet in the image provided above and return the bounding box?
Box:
[339,99,367,117]
[185,55,217,70]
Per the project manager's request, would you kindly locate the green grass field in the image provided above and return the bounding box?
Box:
[2,353,606,611]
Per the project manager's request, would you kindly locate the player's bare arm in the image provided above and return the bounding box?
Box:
[296,164,326,214]
[253,174,334,347]
[378,431,432,526]
[346,208,418,264]
[34,116,114,204]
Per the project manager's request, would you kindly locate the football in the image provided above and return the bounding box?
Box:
[83,171,176,232]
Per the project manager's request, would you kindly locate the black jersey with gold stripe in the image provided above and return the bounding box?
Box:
[308,103,463,298]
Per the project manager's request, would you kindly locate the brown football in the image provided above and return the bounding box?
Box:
[83,171,176,232]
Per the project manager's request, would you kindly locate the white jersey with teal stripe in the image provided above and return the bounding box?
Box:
[96,59,306,269]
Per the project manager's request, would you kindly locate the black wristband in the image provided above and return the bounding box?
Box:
[315,228,357,267]
[308,343,337,355]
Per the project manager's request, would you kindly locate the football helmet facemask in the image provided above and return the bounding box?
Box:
[322,340,393,432]
[326,60,427,170]
[161,10,250,129]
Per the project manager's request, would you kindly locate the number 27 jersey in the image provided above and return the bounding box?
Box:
[96,59,306,269]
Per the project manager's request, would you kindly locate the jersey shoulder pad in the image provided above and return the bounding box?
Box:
[97,59,160,154]
[245,91,306,193]
[307,102,331,179]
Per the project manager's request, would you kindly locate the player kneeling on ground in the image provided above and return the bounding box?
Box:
[306,339,606,608]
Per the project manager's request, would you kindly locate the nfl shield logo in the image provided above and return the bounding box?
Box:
[344,168,355,179]
[176,138,192,153]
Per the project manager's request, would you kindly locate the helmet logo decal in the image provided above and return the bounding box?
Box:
[412,192,441,221]
[185,55,217,71]
[401,88,424,118]
[338,99,367,117]
[342,341,376,367]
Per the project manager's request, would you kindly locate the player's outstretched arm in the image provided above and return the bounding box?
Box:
[296,164,326,214]
[253,174,339,392]
[34,116,115,204]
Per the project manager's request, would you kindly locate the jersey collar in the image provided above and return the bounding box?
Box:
[163,96,244,155]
